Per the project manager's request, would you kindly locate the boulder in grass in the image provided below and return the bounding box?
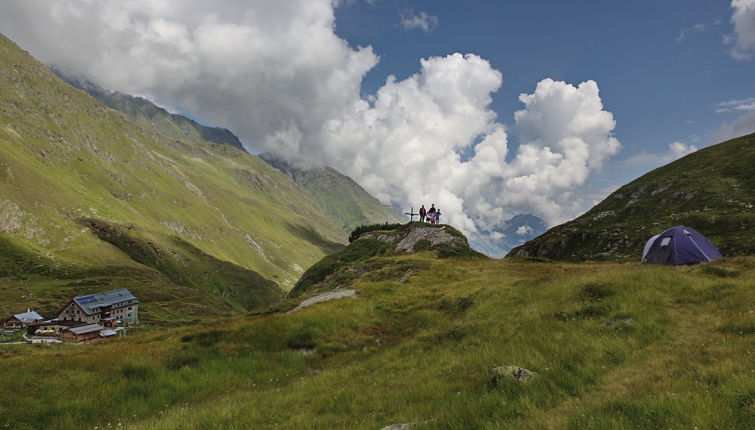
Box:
[491,366,535,384]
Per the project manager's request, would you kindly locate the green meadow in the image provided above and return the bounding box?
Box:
[2,253,754,429]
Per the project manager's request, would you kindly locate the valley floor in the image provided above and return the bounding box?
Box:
[2,255,755,429]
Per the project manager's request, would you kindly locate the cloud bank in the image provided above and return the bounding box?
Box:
[0,0,622,242]
[729,0,755,59]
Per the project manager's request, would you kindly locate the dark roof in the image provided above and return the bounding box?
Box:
[29,320,87,329]
[72,288,139,316]
[67,324,103,335]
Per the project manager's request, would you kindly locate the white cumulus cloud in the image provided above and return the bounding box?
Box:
[400,9,439,32]
[321,70,620,231]
[729,0,755,59]
[0,0,378,154]
[516,225,534,236]
[622,142,698,169]
[0,0,623,244]
[710,111,755,143]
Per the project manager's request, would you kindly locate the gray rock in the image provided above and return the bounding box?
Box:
[381,425,412,430]
[397,269,413,283]
[491,366,535,384]
[287,290,357,313]
[394,227,464,253]
[601,317,633,327]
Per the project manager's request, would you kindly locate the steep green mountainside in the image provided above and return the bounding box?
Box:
[509,132,755,261]
[50,72,406,237]
[52,70,246,152]
[261,156,407,234]
[0,32,349,318]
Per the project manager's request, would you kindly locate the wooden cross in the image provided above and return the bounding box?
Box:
[405,206,419,222]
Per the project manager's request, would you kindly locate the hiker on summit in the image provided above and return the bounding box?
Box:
[419,205,426,223]
[435,208,442,225]
[427,204,436,225]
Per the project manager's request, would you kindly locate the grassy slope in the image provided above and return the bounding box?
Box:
[262,156,408,234]
[54,74,406,237]
[52,70,246,152]
[2,254,754,429]
[0,32,348,317]
[509,132,755,262]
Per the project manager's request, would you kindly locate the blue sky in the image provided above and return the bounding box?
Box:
[333,0,755,193]
[0,0,753,242]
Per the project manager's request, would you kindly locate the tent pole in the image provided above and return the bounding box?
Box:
[689,237,712,262]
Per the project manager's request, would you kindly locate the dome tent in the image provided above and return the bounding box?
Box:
[641,226,722,265]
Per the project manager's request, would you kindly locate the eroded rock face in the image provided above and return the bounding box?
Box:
[360,232,395,243]
[360,225,469,254]
[393,227,466,253]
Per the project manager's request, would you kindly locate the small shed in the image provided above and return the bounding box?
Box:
[100,329,117,338]
[3,310,44,328]
[61,324,102,342]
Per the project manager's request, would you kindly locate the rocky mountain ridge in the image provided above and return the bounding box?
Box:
[54,70,407,237]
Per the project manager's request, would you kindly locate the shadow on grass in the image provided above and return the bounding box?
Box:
[285,222,345,256]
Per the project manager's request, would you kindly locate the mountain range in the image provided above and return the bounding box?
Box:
[468,213,548,258]
[3,29,755,429]
[52,69,407,236]
[0,32,403,320]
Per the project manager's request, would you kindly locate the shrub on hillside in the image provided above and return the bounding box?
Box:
[579,283,615,301]
[413,239,432,252]
[435,243,486,259]
[348,222,402,243]
[121,363,154,380]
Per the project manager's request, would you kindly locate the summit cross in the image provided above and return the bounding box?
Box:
[405,207,419,222]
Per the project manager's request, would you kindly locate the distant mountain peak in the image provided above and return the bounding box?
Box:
[468,214,548,258]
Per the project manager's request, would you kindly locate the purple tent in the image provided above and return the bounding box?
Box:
[641,226,722,265]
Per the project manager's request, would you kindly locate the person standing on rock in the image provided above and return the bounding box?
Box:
[419,205,426,223]
[435,208,442,225]
[427,204,436,225]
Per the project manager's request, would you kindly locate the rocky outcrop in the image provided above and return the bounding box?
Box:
[360,224,471,254]
[288,290,357,313]
[491,366,536,384]
[393,226,467,253]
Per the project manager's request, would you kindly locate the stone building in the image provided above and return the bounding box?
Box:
[57,288,139,325]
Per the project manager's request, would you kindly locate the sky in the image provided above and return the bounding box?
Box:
[0,0,754,244]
